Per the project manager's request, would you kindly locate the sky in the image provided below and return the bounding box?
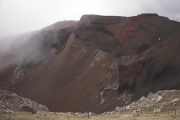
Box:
[0,0,180,38]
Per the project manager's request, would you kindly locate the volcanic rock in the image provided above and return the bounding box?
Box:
[0,14,180,113]
[0,90,49,113]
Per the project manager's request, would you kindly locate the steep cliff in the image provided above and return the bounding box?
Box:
[1,14,180,113]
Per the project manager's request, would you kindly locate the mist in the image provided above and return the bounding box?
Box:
[0,0,180,71]
[0,0,180,38]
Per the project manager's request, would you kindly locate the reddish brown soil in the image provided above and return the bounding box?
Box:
[1,14,180,113]
[118,58,145,91]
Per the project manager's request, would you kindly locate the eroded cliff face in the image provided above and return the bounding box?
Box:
[1,14,180,113]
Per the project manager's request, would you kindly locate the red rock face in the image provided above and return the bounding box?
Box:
[117,58,145,91]
[1,14,180,113]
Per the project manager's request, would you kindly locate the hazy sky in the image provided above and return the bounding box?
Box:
[0,0,180,38]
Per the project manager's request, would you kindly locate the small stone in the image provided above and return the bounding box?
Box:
[171,98,179,103]
[126,105,130,109]
[89,112,92,116]
[156,96,162,102]
[157,91,162,94]
[110,111,114,115]
[84,112,89,118]
[49,112,54,114]
[172,103,177,106]
[140,96,145,101]
[132,110,137,114]
[151,98,156,101]
[74,112,78,116]
[171,113,176,118]
[115,107,120,111]
[106,112,110,115]
[54,112,58,115]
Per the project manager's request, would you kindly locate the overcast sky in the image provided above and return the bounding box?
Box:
[0,0,180,38]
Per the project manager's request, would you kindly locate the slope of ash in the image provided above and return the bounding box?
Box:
[0,14,180,113]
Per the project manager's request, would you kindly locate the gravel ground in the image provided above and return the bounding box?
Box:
[1,90,180,119]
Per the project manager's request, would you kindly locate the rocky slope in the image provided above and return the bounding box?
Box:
[1,14,180,113]
[0,90,49,113]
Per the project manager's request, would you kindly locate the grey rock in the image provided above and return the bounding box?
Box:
[17,105,37,114]
[83,112,89,118]
[0,90,49,113]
